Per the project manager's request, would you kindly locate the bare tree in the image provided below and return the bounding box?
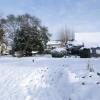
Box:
[58,27,75,44]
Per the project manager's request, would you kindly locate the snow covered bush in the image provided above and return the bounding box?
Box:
[51,48,67,58]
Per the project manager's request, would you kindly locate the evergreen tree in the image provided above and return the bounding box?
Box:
[13,26,44,56]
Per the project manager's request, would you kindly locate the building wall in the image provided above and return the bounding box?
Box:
[75,32,100,48]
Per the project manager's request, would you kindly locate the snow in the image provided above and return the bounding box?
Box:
[0,56,100,100]
[67,40,83,46]
[51,47,66,52]
[32,51,38,54]
[47,41,61,45]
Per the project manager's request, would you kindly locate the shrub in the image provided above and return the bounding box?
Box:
[51,48,67,58]
[79,48,91,58]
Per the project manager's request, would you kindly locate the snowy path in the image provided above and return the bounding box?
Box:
[0,57,100,100]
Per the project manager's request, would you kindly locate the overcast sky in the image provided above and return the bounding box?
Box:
[0,0,100,39]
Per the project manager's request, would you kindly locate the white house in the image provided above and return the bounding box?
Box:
[67,40,84,47]
[0,43,12,55]
[75,32,100,56]
[75,32,100,48]
[47,40,62,49]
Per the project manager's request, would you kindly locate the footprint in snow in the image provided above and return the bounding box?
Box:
[41,75,44,78]
[97,72,100,76]
[32,59,34,62]
[81,76,86,78]
[96,82,100,84]
[89,75,92,77]
[82,82,85,85]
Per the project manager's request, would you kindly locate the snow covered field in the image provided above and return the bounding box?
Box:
[0,56,100,100]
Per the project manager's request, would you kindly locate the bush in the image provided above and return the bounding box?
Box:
[25,48,32,56]
[79,48,91,58]
[44,49,51,54]
[71,48,80,55]
[51,48,67,58]
[51,51,65,58]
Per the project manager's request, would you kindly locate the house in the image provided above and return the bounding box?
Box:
[66,40,84,49]
[0,43,12,55]
[47,40,62,49]
[0,43,7,55]
[91,47,100,57]
[66,40,84,56]
[75,32,100,57]
[75,32,100,48]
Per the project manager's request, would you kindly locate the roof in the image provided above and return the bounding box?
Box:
[51,47,66,52]
[75,32,100,48]
[47,41,62,45]
[67,40,83,46]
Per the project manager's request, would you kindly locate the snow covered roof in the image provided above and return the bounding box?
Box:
[75,32,100,48]
[47,41,62,45]
[51,47,66,52]
[67,40,83,46]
